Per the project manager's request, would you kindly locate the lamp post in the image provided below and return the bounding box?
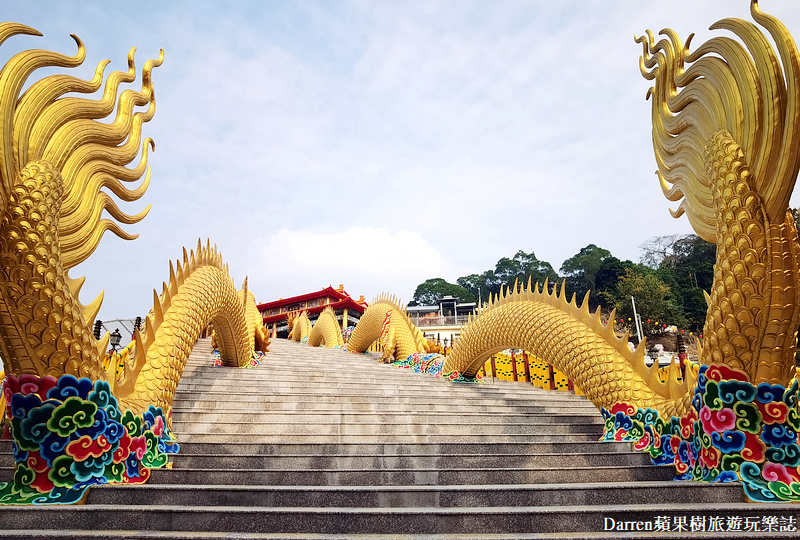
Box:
[110,328,122,352]
[648,346,659,367]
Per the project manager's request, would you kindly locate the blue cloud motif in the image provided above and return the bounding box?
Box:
[143,405,167,431]
[711,430,746,453]
[125,454,141,478]
[70,456,109,483]
[9,393,43,419]
[669,417,683,436]
[11,441,28,463]
[38,432,70,466]
[696,365,709,392]
[690,434,702,456]
[19,403,57,444]
[88,380,119,412]
[765,445,800,467]
[762,425,797,448]
[756,383,785,404]
[613,412,633,431]
[784,380,799,409]
[691,392,703,413]
[159,440,180,454]
[104,418,126,445]
[718,380,757,405]
[715,470,739,483]
[75,407,109,440]
[677,441,692,464]
[46,375,94,401]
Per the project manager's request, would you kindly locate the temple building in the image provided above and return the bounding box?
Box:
[257,284,368,338]
[406,295,478,346]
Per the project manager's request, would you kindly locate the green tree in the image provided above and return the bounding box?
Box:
[595,256,636,309]
[457,270,499,305]
[641,234,716,331]
[494,250,558,292]
[610,266,685,337]
[560,244,615,307]
[409,278,475,307]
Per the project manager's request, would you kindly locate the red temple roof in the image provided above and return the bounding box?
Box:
[257,284,368,324]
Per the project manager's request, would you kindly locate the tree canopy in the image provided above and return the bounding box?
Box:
[559,244,632,308]
[409,278,475,307]
[409,234,716,333]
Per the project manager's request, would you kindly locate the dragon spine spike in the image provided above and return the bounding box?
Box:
[668,360,685,396]
[685,361,699,389]
[608,308,617,330]
[152,288,164,328]
[168,260,178,297]
[581,291,592,320]
[131,326,145,372]
[82,290,104,329]
[162,281,173,312]
[175,259,185,287]
[95,331,110,357]
[144,314,155,347]
[66,275,86,298]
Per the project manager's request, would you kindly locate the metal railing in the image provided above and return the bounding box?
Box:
[410,315,472,327]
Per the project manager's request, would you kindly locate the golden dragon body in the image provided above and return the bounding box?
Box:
[347,294,435,362]
[445,1,800,502]
[0,24,264,504]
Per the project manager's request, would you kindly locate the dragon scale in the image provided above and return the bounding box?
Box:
[347,294,432,362]
[0,23,264,504]
[445,280,694,418]
[0,160,106,381]
[701,131,800,385]
[115,241,255,414]
[307,307,344,348]
[444,2,800,502]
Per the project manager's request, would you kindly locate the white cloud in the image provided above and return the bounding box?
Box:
[1,0,800,323]
[252,227,464,304]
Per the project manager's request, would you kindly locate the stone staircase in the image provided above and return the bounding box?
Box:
[1,337,798,538]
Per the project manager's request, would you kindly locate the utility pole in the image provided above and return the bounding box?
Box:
[631,296,644,344]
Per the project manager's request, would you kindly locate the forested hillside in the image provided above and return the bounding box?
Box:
[409,234,716,335]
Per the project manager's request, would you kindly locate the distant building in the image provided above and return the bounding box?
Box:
[257,284,368,338]
[406,295,477,345]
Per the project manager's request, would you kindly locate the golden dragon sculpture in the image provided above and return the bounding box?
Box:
[307,306,344,348]
[0,24,265,504]
[346,294,447,377]
[285,306,346,348]
[347,294,436,362]
[287,310,313,343]
[445,1,800,502]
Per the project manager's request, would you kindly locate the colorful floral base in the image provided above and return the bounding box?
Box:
[391,353,445,377]
[444,370,483,383]
[213,349,263,368]
[601,364,800,502]
[0,374,179,505]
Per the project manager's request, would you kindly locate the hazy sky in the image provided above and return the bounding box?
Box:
[3,1,800,321]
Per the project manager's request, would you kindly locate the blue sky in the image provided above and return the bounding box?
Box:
[3,1,800,321]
